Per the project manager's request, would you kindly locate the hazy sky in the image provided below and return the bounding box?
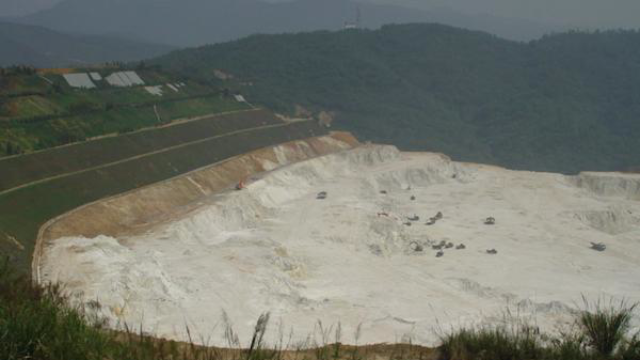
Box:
[396,0,640,28]
[0,0,60,17]
[1,0,639,30]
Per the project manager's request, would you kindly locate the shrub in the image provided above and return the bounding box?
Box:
[438,300,639,360]
[579,299,637,357]
[438,325,548,360]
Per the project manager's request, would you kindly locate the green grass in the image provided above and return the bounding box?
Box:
[439,326,546,360]
[0,258,231,360]
[7,96,64,119]
[579,298,638,358]
[44,82,212,109]
[0,260,114,360]
[0,74,50,97]
[156,96,248,121]
[438,300,640,360]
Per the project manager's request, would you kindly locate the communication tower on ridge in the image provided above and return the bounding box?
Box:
[344,5,361,30]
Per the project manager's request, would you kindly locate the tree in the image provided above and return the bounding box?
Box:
[136,61,147,70]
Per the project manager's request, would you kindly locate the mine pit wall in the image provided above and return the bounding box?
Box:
[34,132,359,282]
[571,172,640,201]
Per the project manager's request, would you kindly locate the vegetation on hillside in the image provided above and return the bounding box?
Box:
[0,65,250,157]
[155,24,640,174]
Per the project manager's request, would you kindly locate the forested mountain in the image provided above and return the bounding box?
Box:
[17,0,554,46]
[0,21,174,67]
[154,24,640,173]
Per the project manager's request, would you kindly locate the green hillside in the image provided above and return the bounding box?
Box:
[0,65,250,157]
[155,24,640,174]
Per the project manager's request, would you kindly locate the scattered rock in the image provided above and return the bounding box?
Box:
[456,244,466,250]
[484,217,496,225]
[445,242,454,249]
[403,222,412,227]
[380,190,388,194]
[486,249,498,255]
[432,240,447,250]
[369,244,383,256]
[426,212,443,225]
[410,242,424,252]
[317,191,327,200]
[408,215,420,221]
[411,195,416,201]
[436,251,444,258]
[590,242,607,252]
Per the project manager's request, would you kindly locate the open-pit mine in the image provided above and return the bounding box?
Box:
[36,135,640,346]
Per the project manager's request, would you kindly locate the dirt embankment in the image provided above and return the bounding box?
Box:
[34,132,359,278]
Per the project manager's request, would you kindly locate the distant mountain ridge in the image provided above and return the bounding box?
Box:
[17,0,557,46]
[0,21,174,67]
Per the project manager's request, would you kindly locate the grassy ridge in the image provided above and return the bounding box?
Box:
[0,109,280,192]
[0,119,327,273]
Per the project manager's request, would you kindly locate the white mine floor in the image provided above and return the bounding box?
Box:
[40,145,640,347]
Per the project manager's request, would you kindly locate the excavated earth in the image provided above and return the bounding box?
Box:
[38,140,640,347]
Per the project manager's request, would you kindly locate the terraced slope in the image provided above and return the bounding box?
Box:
[0,109,279,192]
[0,108,328,274]
[0,67,250,156]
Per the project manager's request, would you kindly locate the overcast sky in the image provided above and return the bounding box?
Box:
[394,0,640,28]
[1,0,639,30]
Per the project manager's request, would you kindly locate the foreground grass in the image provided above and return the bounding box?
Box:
[438,299,640,360]
[1,258,637,360]
[0,259,237,360]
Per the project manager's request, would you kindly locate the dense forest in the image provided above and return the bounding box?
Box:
[154,24,640,174]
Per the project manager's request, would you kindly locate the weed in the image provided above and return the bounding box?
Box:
[579,297,637,357]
